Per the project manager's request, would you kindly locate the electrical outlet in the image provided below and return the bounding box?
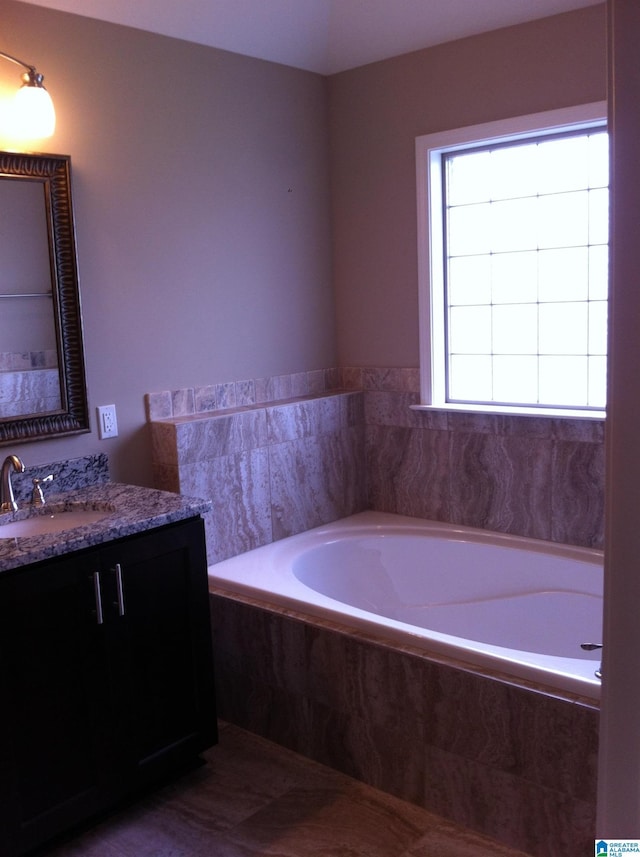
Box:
[97,404,118,439]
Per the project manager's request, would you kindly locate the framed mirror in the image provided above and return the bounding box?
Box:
[0,151,89,444]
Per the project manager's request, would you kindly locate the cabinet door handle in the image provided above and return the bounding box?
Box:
[93,571,104,625]
[114,563,125,617]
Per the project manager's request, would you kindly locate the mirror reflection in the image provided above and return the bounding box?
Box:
[0,152,88,444]
[1,176,61,416]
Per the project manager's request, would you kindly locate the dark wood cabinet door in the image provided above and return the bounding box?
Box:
[0,516,217,857]
[100,517,217,784]
[0,549,118,855]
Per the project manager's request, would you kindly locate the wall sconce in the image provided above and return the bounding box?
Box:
[0,50,56,138]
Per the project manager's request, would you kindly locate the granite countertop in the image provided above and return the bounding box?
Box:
[0,482,210,573]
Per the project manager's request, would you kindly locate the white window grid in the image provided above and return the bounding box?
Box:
[415,102,608,418]
[443,129,608,410]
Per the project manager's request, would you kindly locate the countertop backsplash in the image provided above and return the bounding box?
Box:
[7,452,110,507]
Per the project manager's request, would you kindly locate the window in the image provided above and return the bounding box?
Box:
[416,103,608,417]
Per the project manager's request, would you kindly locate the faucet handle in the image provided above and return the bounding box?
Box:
[32,474,54,507]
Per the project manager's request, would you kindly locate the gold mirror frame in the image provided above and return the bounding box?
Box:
[0,151,89,444]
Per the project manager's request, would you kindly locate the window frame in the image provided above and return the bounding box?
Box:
[415,101,608,419]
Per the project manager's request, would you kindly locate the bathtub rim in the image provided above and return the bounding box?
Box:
[208,510,603,704]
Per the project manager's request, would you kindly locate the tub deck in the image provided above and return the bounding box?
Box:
[209,511,603,701]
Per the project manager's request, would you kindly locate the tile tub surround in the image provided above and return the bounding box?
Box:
[210,591,598,857]
[148,385,366,564]
[147,365,604,557]
[351,367,605,549]
[145,372,602,853]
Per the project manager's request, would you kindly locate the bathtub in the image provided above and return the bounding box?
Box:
[209,510,604,701]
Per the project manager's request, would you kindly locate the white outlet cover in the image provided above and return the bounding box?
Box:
[97,404,118,439]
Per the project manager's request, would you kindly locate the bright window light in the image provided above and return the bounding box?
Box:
[416,103,608,418]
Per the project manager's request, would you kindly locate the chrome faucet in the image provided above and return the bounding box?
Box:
[581,642,603,680]
[1,455,25,513]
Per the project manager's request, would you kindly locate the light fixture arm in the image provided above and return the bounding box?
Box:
[0,50,44,85]
[0,49,37,72]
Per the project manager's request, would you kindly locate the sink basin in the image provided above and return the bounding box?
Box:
[0,509,110,539]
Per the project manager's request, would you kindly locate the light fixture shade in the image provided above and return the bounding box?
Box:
[13,81,55,138]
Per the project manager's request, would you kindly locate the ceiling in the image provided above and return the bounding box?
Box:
[19,0,603,74]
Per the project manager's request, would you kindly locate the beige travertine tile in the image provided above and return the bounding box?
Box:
[227,784,427,856]
[46,723,533,857]
[404,821,533,857]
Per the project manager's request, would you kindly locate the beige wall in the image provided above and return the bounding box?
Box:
[1,2,607,487]
[1,0,334,484]
[329,5,607,368]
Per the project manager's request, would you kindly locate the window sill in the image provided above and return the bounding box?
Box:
[410,403,605,421]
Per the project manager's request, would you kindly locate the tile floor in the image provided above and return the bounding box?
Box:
[43,722,533,857]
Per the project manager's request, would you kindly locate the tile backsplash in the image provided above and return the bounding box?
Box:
[147,367,605,562]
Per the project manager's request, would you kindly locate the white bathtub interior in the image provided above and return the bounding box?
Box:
[209,511,603,700]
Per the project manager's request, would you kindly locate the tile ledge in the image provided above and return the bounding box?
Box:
[149,389,360,424]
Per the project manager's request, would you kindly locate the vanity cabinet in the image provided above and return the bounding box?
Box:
[0,516,217,857]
